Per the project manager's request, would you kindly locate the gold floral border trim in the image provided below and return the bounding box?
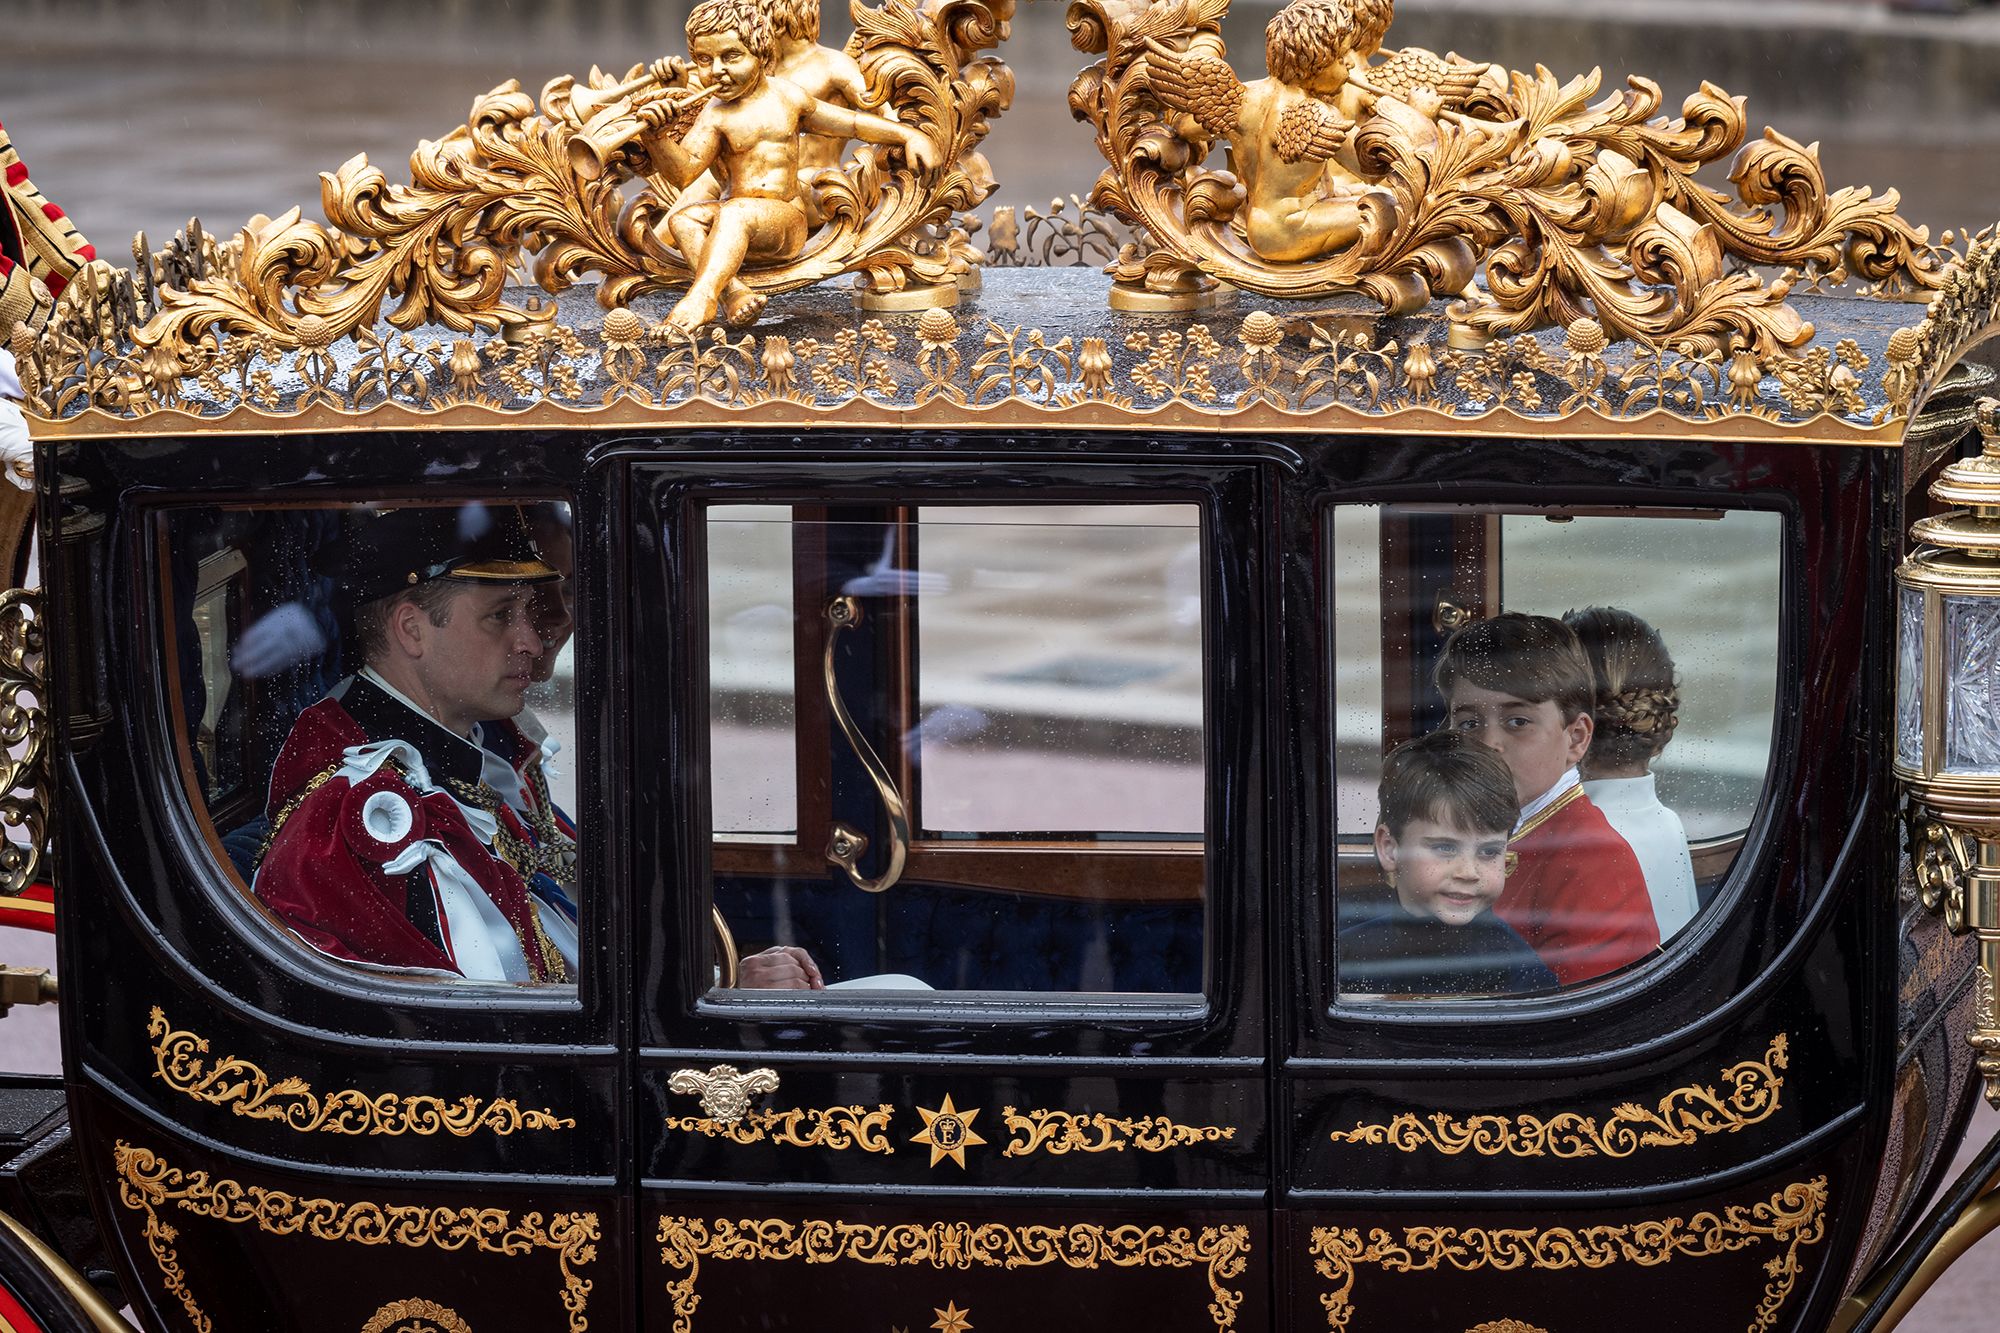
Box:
[1309,1176,1827,1332]
[361,1299,472,1333]
[1891,223,2000,420]
[663,1105,896,1153]
[1000,1108,1236,1157]
[655,1217,1251,1333]
[1327,1034,1787,1159]
[16,261,1920,441]
[112,1140,598,1333]
[148,1007,575,1136]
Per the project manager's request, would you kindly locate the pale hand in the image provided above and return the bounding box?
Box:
[737,945,825,990]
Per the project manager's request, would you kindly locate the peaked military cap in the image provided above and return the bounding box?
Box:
[322,504,560,612]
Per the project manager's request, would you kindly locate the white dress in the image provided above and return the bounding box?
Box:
[1583,773,1699,940]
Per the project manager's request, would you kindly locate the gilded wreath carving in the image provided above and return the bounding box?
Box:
[1066,0,1950,354]
[112,1141,599,1333]
[656,1216,1251,1333]
[1310,1176,1827,1332]
[1000,1107,1236,1156]
[147,1007,575,1136]
[1327,1033,1787,1159]
[359,1299,473,1333]
[127,0,1013,362]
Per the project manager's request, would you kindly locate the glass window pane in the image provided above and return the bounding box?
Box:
[701,504,1206,1001]
[914,505,1202,835]
[1331,504,1782,1000]
[162,500,582,987]
[707,505,798,837]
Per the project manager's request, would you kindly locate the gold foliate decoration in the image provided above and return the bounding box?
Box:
[1976,964,2000,1107]
[1066,0,1948,355]
[360,1299,473,1333]
[1885,222,2000,422]
[1465,1323,1547,1333]
[665,1103,896,1153]
[911,1094,987,1168]
[0,589,46,898]
[122,0,1012,359]
[1000,1107,1236,1157]
[1328,1033,1787,1159]
[656,1216,1251,1333]
[113,1141,598,1333]
[1310,1177,1827,1332]
[22,260,1931,435]
[147,1007,575,1136]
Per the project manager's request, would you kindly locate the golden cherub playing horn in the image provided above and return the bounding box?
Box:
[1068,0,1948,354]
[130,0,1013,360]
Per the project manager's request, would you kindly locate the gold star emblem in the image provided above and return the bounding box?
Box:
[931,1302,973,1333]
[910,1094,986,1168]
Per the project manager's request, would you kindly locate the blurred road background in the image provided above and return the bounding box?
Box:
[4,0,2000,1326]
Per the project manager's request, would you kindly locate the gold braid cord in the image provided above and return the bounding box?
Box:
[147,1007,575,1137]
[128,0,1013,363]
[1327,1034,1787,1159]
[1067,0,1949,355]
[0,588,46,898]
[656,1216,1252,1333]
[1310,1177,1827,1333]
[112,1141,599,1333]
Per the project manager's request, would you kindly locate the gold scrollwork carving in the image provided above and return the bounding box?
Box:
[360,1298,472,1333]
[1068,0,1948,356]
[125,0,1013,360]
[1465,1323,1547,1333]
[0,587,47,899]
[1328,1034,1787,1159]
[1888,223,2000,422]
[656,1216,1251,1333]
[1975,964,2000,1108]
[1000,1107,1236,1157]
[147,1007,575,1137]
[112,1140,599,1333]
[664,1104,896,1153]
[1310,1176,1827,1332]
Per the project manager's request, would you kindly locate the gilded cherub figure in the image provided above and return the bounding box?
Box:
[634,0,941,331]
[1142,0,1487,264]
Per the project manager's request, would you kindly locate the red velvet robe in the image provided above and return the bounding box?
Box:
[1497,787,1660,986]
[254,689,557,980]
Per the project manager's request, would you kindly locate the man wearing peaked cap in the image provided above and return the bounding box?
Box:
[254,503,576,984]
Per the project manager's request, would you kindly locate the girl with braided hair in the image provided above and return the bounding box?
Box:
[1563,606,1700,939]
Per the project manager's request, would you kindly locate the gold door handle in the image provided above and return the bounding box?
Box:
[1434,597,1475,635]
[666,1064,779,1127]
[822,596,910,894]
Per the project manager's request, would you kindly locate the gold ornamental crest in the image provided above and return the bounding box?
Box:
[129,0,1014,364]
[1067,0,1951,354]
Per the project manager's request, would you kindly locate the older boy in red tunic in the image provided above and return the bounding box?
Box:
[1436,613,1659,985]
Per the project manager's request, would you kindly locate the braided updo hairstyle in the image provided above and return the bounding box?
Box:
[1562,606,1681,772]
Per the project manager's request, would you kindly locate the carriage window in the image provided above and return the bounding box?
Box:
[703,504,1206,999]
[1331,504,1781,999]
[161,499,582,987]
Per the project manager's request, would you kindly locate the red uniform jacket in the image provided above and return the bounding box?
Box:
[253,679,558,980]
[1498,786,1660,986]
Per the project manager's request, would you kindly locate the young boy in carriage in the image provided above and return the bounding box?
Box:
[1338,729,1556,996]
[1435,613,1661,985]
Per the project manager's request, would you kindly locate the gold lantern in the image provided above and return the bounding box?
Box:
[1896,396,2000,1108]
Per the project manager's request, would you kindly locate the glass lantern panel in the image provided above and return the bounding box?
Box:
[1897,582,1924,772]
[1943,594,2000,775]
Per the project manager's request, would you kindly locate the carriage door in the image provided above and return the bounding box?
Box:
[1284,490,1796,1329]
[626,452,1274,1332]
